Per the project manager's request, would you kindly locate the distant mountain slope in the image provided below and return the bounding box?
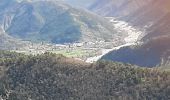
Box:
[101,36,170,67]
[123,0,170,41]
[1,52,170,100]
[89,0,170,42]
[89,0,153,18]
[126,0,170,26]
[0,0,119,44]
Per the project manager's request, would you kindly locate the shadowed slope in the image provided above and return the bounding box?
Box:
[102,36,170,67]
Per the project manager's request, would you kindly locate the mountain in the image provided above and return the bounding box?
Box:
[89,0,153,18]
[0,0,119,44]
[89,0,170,41]
[90,0,170,67]
[1,51,170,100]
[140,0,170,40]
[101,36,170,67]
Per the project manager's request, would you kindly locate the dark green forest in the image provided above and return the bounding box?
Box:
[0,51,170,100]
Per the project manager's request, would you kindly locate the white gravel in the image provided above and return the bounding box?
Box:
[86,18,143,63]
[85,43,135,63]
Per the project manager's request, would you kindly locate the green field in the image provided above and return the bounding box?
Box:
[52,49,87,57]
[13,48,98,59]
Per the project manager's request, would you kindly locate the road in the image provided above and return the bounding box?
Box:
[86,18,143,63]
[86,43,135,63]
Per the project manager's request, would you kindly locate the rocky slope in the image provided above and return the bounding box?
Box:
[0,0,120,44]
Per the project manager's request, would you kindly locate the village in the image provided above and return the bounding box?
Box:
[11,18,143,63]
[12,40,117,62]
[10,17,143,63]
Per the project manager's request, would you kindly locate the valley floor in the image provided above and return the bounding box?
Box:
[86,18,143,63]
[12,18,144,63]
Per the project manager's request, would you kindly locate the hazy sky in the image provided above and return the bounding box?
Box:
[16,0,97,8]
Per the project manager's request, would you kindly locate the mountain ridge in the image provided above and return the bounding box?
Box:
[0,0,120,44]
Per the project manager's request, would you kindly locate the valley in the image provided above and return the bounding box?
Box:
[10,17,143,63]
[1,0,170,100]
[12,40,115,61]
[0,0,145,60]
[1,0,169,67]
[86,18,143,63]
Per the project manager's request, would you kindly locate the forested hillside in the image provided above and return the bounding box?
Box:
[0,51,170,100]
[0,0,119,44]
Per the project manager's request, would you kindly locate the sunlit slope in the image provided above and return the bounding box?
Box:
[0,0,118,44]
[1,52,170,99]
